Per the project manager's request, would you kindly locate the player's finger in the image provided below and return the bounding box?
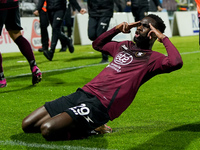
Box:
[149,23,155,29]
[129,21,141,28]
[148,30,153,38]
[123,22,130,33]
[122,22,126,32]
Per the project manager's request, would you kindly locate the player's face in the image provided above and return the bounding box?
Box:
[134,17,156,49]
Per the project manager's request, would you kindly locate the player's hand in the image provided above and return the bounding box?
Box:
[157,6,163,12]
[126,1,131,6]
[80,8,87,14]
[115,21,141,33]
[33,10,39,16]
[148,23,166,43]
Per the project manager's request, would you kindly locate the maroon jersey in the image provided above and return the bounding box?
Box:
[82,27,183,121]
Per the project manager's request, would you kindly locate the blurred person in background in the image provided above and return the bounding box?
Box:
[149,0,163,12]
[126,0,163,21]
[87,0,114,63]
[0,0,42,88]
[195,0,200,48]
[162,0,177,16]
[59,0,85,52]
[34,0,86,61]
[34,1,50,52]
[114,0,125,12]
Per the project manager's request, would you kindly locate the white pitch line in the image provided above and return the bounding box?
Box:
[179,50,200,55]
[0,140,117,150]
[6,50,200,79]
[6,62,108,79]
[162,50,200,56]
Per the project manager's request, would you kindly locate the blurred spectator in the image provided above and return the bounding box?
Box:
[62,3,76,38]
[124,1,131,12]
[19,0,36,16]
[87,0,114,63]
[60,0,85,52]
[126,0,162,21]
[162,0,177,16]
[114,0,126,12]
[149,0,163,12]
[34,0,86,61]
[33,1,50,52]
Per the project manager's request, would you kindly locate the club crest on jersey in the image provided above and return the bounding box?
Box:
[122,45,128,50]
[135,51,146,57]
[114,51,133,65]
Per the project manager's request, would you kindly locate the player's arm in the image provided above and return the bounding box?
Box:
[152,0,163,11]
[148,23,166,42]
[92,22,139,55]
[92,27,121,55]
[33,10,39,16]
[161,38,183,72]
[126,0,131,6]
[69,0,87,14]
[148,24,183,72]
[36,0,46,12]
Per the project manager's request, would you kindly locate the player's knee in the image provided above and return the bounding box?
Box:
[40,122,53,141]
[22,117,32,133]
[8,30,21,41]
[40,122,73,141]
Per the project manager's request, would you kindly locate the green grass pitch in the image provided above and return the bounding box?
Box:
[0,35,200,150]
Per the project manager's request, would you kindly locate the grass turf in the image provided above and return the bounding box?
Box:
[0,35,200,150]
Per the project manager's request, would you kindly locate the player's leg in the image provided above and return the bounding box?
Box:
[22,105,77,141]
[0,8,8,87]
[22,106,51,133]
[198,13,200,48]
[87,16,98,41]
[6,7,42,85]
[8,30,35,66]
[97,17,111,63]
[40,112,77,141]
[39,105,111,141]
[130,6,139,21]
[0,52,6,87]
[138,6,148,21]
[38,10,49,52]
[54,10,74,54]
[8,30,42,85]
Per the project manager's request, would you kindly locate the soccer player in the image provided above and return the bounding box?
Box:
[0,0,42,87]
[22,14,183,141]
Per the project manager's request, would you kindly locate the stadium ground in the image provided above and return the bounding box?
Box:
[0,35,200,150]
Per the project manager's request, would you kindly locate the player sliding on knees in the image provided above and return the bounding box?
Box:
[22,14,183,141]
